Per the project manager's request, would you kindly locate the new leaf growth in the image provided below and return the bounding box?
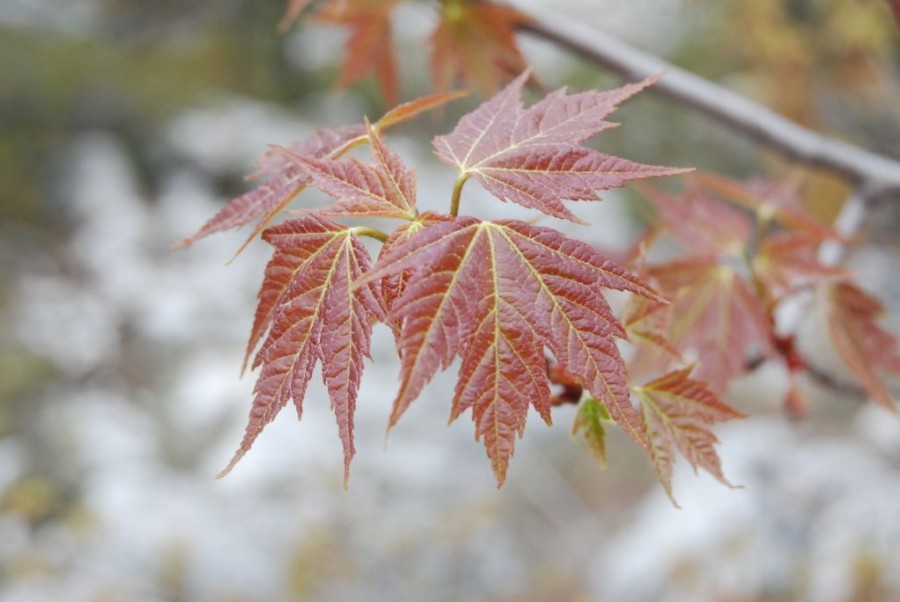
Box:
[182,74,712,489]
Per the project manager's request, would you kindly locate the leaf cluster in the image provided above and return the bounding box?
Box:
[177,2,900,501]
[180,74,749,497]
[278,0,533,102]
[634,174,900,421]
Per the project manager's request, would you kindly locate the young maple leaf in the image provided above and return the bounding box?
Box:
[373,89,469,132]
[176,91,465,253]
[623,294,681,374]
[633,365,746,503]
[434,71,687,222]
[572,398,614,469]
[361,214,662,484]
[649,259,774,393]
[822,281,900,409]
[278,122,417,220]
[221,216,384,484]
[693,173,840,241]
[376,214,453,332]
[430,2,531,96]
[315,0,403,105]
[639,183,753,257]
[174,125,366,250]
[753,231,846,299]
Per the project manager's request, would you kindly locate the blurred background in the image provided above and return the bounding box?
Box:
[2,0,900,600]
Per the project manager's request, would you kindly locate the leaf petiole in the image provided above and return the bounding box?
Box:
[330,134,370,160]
[449,174,469,217]
[353,226,390,243]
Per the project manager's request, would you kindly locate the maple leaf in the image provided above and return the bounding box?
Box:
[753,231,845,298]
[278,122,417,220]
[822,281,900,409]
[623,294,681,377]
[639,183,753,257]
[316,0,403,105]
[378,223,422,320]
[373,89,469,132]
[361,215,662,483]
[430,1,532,96]
[221,216,384,483]
[692,173,839,241]
[434,71,687,222]
[649,259,774,392]
[634,365,745,502]
[174,125,366,251]
[376,214,453,335]
[572,398,613,469]
[176,90,465,254]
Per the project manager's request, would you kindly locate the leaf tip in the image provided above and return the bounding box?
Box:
[216,453,242,480]
[645,71,666,86]
[493,465,509,488]
[665,491,681,509]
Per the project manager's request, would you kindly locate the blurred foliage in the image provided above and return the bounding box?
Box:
[678,0,900,221]
[3,0,897,232]
[696,0,898,126]
[0,349,57,437]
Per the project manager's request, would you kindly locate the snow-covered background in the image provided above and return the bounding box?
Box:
[2,1,899,600]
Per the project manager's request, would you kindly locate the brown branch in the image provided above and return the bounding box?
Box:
[517,8,900,200]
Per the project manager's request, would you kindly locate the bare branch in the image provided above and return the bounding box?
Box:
[517,8,900,198]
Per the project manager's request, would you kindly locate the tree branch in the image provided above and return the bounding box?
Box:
[517,8,900,199]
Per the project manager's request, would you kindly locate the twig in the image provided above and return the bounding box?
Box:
[517,8,900,199]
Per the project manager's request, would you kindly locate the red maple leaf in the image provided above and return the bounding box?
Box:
[315,0,403,104]
[649,259,774,392]
[640,182,753,257]
[753,231,845,299]
[623,294,681,377]
[361,215,662,483]
[373,89,469,132]
[278,122,417,220]
[634,365,746,502]
[376,214,454,336]
[430,2,532,96]
[174,125,366,251]
[176,91,464,255]
[221,216,384,483]
[823,281,900,409]
[693,173,840,241]
[434,71,687,222]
